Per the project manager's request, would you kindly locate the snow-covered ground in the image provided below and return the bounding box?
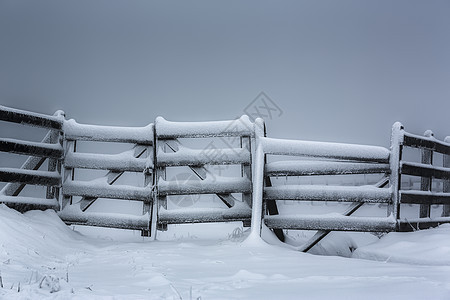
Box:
[0,204,449,300]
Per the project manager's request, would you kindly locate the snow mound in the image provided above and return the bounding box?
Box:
[353,224,450,265]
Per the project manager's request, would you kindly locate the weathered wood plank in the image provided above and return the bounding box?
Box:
[156,116,254,138]
[0,138,63,158]
[58,209,150,230]
[400,191,450,205]
[158,177,251,196]
[265,161,389,176]
[261,137,390,163]
[264,185,391,203]
[265,214,396,232]
[159,206,252,224]
[0,195,59,208]
[157,147,250,166]
[398,217,450,232]
[403,132,450,155]
[64,119,153,144]
[420,131,433,218]
[0,105,63,130]
[0,168,61,186]
[401,162,450,180]
[65,152,148,171]
[63,181,151,201]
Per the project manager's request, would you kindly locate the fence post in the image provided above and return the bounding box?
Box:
[420,130,433,218]
[443,136,450,217]
[389,122,404,226]
[250,118,265,237]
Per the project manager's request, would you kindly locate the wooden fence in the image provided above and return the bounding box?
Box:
[1,105,449,249]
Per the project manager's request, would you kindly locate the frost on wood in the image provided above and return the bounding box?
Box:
[65,150,149,171]
[58,205,150,230]
[264,185,392,202]
[63,180,152,201]
[159,204,252,224]
[157,146,250,166]
[155,115,254,138]
[64,119,153,144]
[265,213,397,232]
[265,161,389,176]
[158,176,251,195]
[261,137,390,163]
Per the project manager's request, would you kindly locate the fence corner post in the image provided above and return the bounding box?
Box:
[389,122,404,229]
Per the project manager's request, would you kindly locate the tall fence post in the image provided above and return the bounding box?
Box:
[250,118,265,237]
[443,136,450,217]
[420,130,433,218]
[389,122,404,225]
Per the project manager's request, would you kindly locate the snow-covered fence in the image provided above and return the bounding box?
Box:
[60,120,154,236]
[0,106,64,210]
[391,123,450,231]
[1,105,450,244]
[154,116,254,230]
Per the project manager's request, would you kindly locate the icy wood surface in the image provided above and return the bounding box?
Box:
[64,119,153,144]
[58,205,149,230]
[265,160,389,176]
[158,176,251,195]
[156,115,254,138]
[63,180,151,201]
[65,150,149,171]
[265,213,396,231]
[157,146,250,166]
[0,105,63,130]
[261,137,390,163]
[264,185,392,202]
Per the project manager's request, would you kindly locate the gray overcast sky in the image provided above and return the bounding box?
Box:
[1,0,449,147]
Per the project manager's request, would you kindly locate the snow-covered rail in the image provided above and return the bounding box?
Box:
[1,106,449,248]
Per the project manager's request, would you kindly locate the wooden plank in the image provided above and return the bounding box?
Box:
[58,210,150,230]
[0,195,59,208]
[420,131,433,218]
[63,181,151,201]
[0,105,63,130]
[155,116,254,138]
[400,191,450,205]
[158,207,252,224]
[261,137,390,163]
[158,177,251,196]
[398,217,450,232]
[0,168,61,186]
[0,138,63,158]
[264,185,391,203]
[403,132,450,155]
[157,147,250,166]
[265,161,389,176]
[65,152,148,171]
[265,214,396,232]
[401,162,450,180]
[64,120,153,144]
